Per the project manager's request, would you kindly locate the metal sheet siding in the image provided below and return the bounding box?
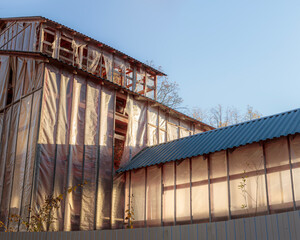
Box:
[118,108,300,172]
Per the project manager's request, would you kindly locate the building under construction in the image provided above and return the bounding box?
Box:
[0,16,300,234]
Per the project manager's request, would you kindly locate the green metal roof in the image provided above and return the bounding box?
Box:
[118,108,300,172]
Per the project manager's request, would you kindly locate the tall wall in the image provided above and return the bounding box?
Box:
[0,21,39,52]
[0,54,43,231]
[124,135,300,227]
[31,62,202,231]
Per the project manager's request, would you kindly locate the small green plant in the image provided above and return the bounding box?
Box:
[238,170,248,210]
[124,194,134,229]
[0,181,87,232]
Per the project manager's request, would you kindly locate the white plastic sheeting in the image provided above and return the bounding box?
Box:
[130,168,145,227]
[0,56,10,109]
[265,137,293,212]
[146,166,161,226]
[0,54,43,231]
[34,64,116,231]
[0,103,20,226]
[229,143,267,217]
[290,134,300,207]
[210,151,228,221]
[176,159,190,223]
[80,81,100,230]
[162,162,175,225]
[0,21,39,52]
[96,87,115,229]
[111,173,125,229]
[114,134,300,227]
[0,55,44,111]
[191,156,209,222]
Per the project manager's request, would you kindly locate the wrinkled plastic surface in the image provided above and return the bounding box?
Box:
[229,143,267,217]
[265,137,293,212]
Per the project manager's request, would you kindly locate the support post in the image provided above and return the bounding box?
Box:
[94,85,103,230]
[207,155,212,222]
[226,149,231,220]
[262,142,270,214]
[161,165,163,226]
[190,158,193,224]
[110,89,117,229]
[144,167,147,227]
[287,136,296,210]
[174,161,176,225]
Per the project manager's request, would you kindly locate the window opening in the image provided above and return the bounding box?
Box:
[59,33,73,64]
[114,92,128,170]
[113,60,124,86]
[42,27,55,56]
[125,65,134,91]
[6,67,13,106]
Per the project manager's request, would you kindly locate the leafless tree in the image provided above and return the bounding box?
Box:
[190,104,262,128]
[146,60,183,109]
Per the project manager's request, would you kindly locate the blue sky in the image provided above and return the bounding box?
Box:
[2,0,300,116]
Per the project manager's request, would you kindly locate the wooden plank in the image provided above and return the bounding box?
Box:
[235,219,245,240]
[216,221,227,240]
[181,225,190,240]
[134,228,144,240]
[255,215,268,239]
[269,214,279,240]
[156,227,164,240]
[287,212,297,240]
[163,226,172,240]
[198,223,207,239]
[277,212,290,240]
[292,211,300,239]
[206,222,217,240]
[244,217,255,240]
[94,230,101,240]
[226,219,236,240]
[173,225,181,240]
[189,224,198,240]
[122,229,131,240]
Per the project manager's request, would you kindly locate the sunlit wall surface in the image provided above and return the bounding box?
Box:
[0,55,43,231]
[124,135,300,227]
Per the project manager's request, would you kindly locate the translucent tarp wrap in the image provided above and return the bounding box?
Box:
[130,169,145,227]
[0,107,12,215]
[209,151,228,221]
[0,102,20,226]
[176,159,190,223]
[146,166,161,226]
[180,120,191,138]
[111,173,125,229]
[96,87,114,229]
[121,96,147,166]
[163,162,175,225]
[0,21,39,52]
[80,81,100,230]
[0,56,10,109]
[103,53,113,82]
[20,90,41,230]
[159,112,167,144]
[65,75,86,231]
[52,72,73,231]
[265,137,293,212]
[229,143,267,217]
[148,106,159,146]
[35,65,60,226]
[9,96,32,230]
[87,46,102,74]
[32,64,117,230]
[191,156,209,222]
[290,134,300,206]
[167,116,179,141]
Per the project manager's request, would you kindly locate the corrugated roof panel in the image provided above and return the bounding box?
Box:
[117,108,300,172]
